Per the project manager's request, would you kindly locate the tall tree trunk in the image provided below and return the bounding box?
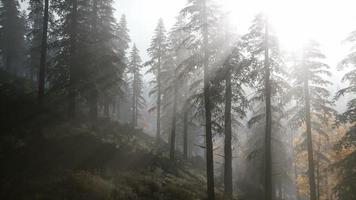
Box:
[117,97,121,121]
[156,53,162,143]
[104,100,110,118]
[304,69,317,200]
[224,68,233,199]
[264,20,273,200]
[202,1,215,199]
[183,107,189,160]
[294,161,301,200]
[135,97,138,126]
[89,86,98,121]
[293,132,301,200]
[316,134,321,200]
[68,0,78,117]
[38,0,49,104]
[89,0,98,121]
[132,71,137,126]
[5,53,11,72]
[169,79,177,160]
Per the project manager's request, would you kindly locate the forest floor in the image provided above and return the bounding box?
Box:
[0,71,228,199]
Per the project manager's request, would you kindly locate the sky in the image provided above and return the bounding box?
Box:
[20,0,355,110]
[114,0,356,65]
[114,0,356,110]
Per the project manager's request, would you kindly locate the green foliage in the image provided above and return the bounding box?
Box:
[333,29,356,200]
[0,0,26,74]
[128,44,145,125]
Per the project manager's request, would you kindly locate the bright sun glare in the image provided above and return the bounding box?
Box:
[223,0,356,52]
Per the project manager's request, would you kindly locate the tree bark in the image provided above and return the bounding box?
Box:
[89,86,98,121]
[169,77,178,160]
[38,0,49,105]
[264,20,272,200]
[68,0,78,117]
[156,50,162,143]
[104,100,110,118]
[89,0,98,121]
[304,69,317,200]
[316,134,321,200]
[224,67,233,199]
[132,70,137,126]
[183,107,189,160]
[202,1,215,199]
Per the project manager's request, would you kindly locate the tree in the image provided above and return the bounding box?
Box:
[128,45,144,127]
[38,0,50,104]
[67,0,79,117]
[50,0,123,118]
[27,0,44,81]
[146,18,168,142]
[179,0,222,198]
[333,29,356,200]
[241,13,290,200]
[87,0,125,120]
[0,0,26,75]
[116,14,131,120]
[289,40,334,200]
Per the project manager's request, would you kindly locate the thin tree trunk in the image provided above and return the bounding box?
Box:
[89,0,99,121]
[135,97,138,125]
[202,1,215,199]
[68,0,78,117]
[38,0,49,105]
[132,71,137,126]
[224,68,233,199]
[264,20,272,200]
[294,161,301,200]
[117,97,121,121]
[169,77,178,160]
[156,52,162,143]
[304,69,317,200]
[293,132,301,200]
[316,135,321,200]
[183,107,188,160]
[104,100,110,118]
[5,53,11,72]
[89,86,98,121]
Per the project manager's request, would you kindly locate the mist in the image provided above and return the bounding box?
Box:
[0,0,355,200]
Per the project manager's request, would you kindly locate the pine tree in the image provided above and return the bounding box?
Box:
[87,0,124,120]
[333,29,356,200]
[0,0,26,75]
[38,0,50,104]
[128,45,144,127]
[50,0,123,118]
[116,14,131,120]
[27,0,43,81]
[146,18,168,143]
[241,13,290,200]
[179,1,221,198]
[168,14,198,160]
[289,40,335,200]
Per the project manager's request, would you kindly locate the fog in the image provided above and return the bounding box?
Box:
[1,0,355,200]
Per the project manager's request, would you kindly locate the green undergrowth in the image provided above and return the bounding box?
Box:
[0,70,225,199]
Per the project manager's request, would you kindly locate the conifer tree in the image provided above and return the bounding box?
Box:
[128,45,144,127]
[289,40,334,200]
[179,0,221,198]
[146,18,168,142]
[333,30,356,200]
[38,0,49,104]
[117,14,131,121]
[27,0,43,81]
[50,0,123,118]
[241,13,290,200]
[0,0,26,75]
